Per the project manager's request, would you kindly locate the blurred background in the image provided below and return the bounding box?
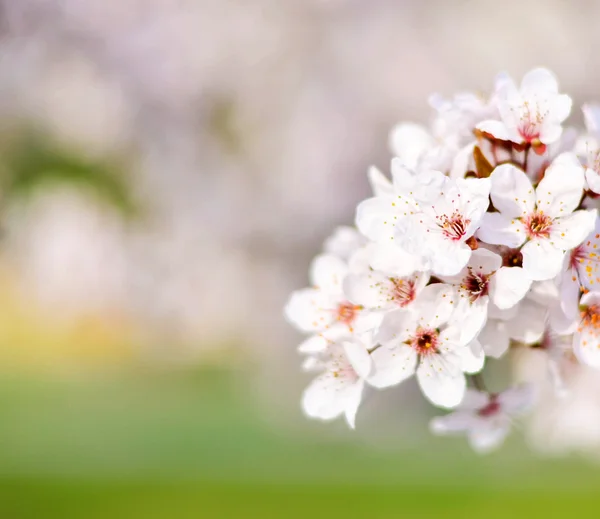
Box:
[1,0,600,517]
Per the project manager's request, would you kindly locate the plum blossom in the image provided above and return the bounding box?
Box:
[402,177,490,276]
[371,284,484,408]
[430,386,534,453]
[478,155,597,281]
[286,67,600,454]
[477,68,572,152]
[301,338,374,429]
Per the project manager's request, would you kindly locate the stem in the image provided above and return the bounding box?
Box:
[469,373,487,392]
[523,146,530,173]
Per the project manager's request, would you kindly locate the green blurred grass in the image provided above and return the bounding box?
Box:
[0,367,599,518]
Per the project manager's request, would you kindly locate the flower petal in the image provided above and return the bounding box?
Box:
[521,239,565,281]
[489,163,535,218]
[367,166,393,197]
[550,210,597,251]
[284,288,336,332]
[368,344,417,388]
[416,357,466,409]
[477,212,527,248]
[310,254,348,293]
[490,266,532,309]
[478,320,510,358]
[477,120,511,141]
[343,341,373,379]
[535,152,585,218]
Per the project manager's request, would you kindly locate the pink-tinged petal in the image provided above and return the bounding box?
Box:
[388,122,433,168]
[368,344,417,388]
[367,166,393,197]
[459,389,491,411]
[497,385,535,414]
[478,320,510,358]
[430,411,478,434]
[416,358,466,409]
[490,266,532,309]
[585,168,600,194]
[520,68,559,95]
[559,272,581,321]
[310,254,348,293]
[477,212,527,248]
[476,120,511,141]
[521,239,565,282]
[573,331,600,368]
[343,341,373,379]
[535,152,585,218]
[584,104,600,133]
[468,422,510,453]
[489,164,535,218]
[284,288,336,332]
[550,210,597,250]
[343,379,365,429]
[581,291,600,307]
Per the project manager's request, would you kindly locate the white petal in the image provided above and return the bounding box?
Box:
[585,168,600,194]
[368,344,417,388]
[573,331,600,368]
[428,240,472,276]
[452,299,488,345]
[478,320,510,358]
[375,310,414,345]
[550,210,597,251]
[343,341,373,379]
[477,120,511,141]
[459,389,491,411]
[365,242,421,277]
[490,266,532,309]
[343,379,365,429]
[497,385,535,414]
[477,212,526,248]
[323,226,366,261]
[344,271,391,310]
[489,163,535,218]
[430,411,477,435]
[507,299,547,344]
[298,334,329,354]
[284,288,336,332]
[458,340,485,374]
[536,152,585,218]
[413,283,457,329]
[520,68,559,95]
[367,166,393,197]
[416,357,466,409]
[310,254,348,293]
[468,248,503,274]
[521,239,565,282]
[388,122,433,168]
[355,197,398,242]
[302,372,360,422]
[468,423,510,453]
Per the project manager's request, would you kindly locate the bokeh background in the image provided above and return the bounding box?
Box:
[2,0,600,517]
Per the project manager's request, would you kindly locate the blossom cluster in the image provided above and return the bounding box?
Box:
[285,68,600,453]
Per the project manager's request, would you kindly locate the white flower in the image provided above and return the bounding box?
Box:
[284,253,379,339]
[323,226,367,262]
[440,248,529,344]
[355,160,446,243]
[477,68,572,151]
[403,177,491,276]
[557,217,600,320]
[573,291,600,368]
[577,104,600,194]
[301,338,373,429]
[478,154,597,281]
[430,386,534,453]
[371,284,484,408]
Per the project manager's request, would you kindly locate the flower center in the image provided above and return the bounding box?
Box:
[477,397,501,417]
[580,304,600,336]
[440,211,471,241]
[518,101,544,142]
[390,278,416,307]
[524,211,552,239]
[502,248,523,268]
[410,327,439,356]
[461,270,490,303]
[336,302,361,326]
